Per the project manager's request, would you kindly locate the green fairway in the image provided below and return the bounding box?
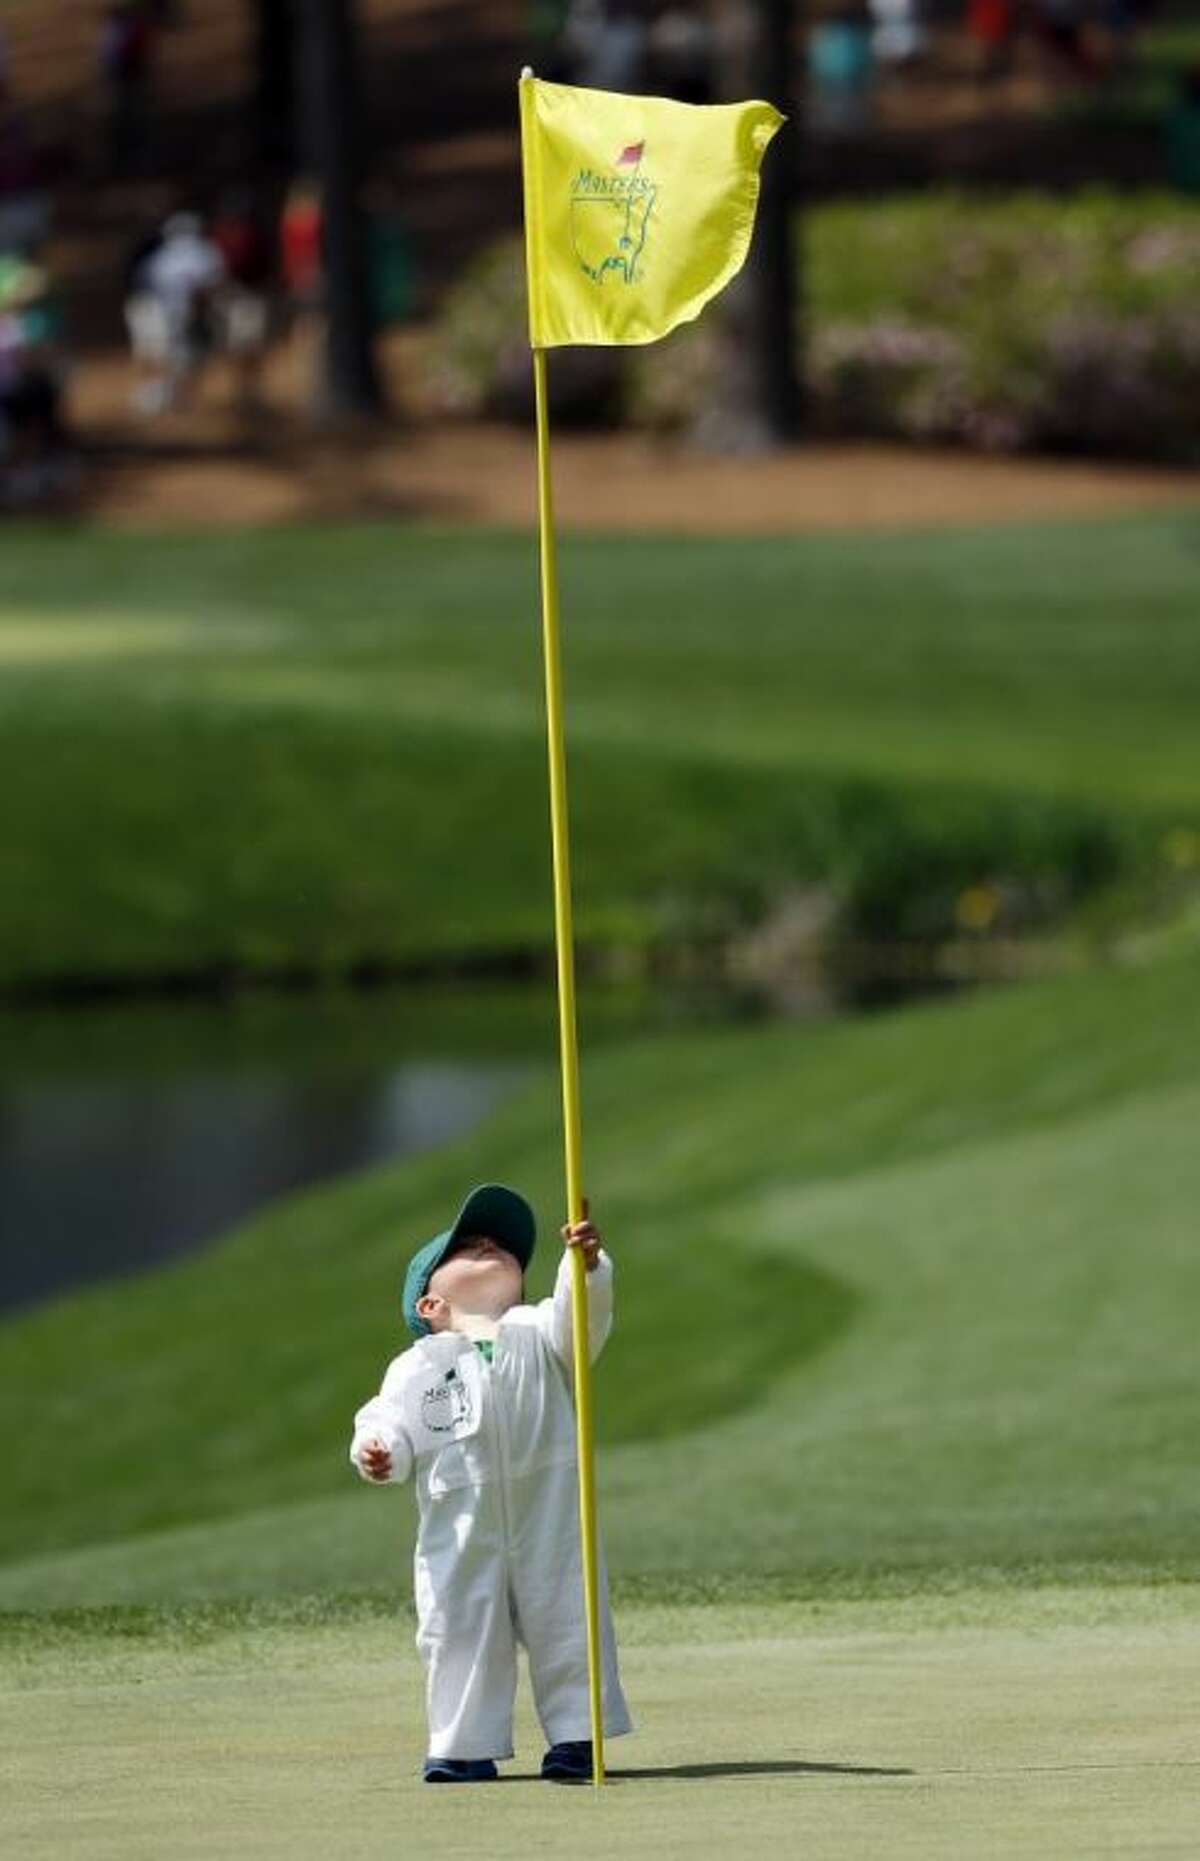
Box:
[2,513,1199,986]
[5,1589,1198,1860]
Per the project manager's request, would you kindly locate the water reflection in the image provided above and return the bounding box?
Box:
[0,1059,530,1314]
[0,977,867,1318]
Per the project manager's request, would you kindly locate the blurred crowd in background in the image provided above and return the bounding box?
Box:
[1,16,67,506]
[1,1,428,505]
[807,0,1173,132]
[0,8,320,500]
[536,0,1185,122]
[536,0,1172,113]
[1,0,1199,507]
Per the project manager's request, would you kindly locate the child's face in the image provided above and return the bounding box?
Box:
[418,1234,523,1331]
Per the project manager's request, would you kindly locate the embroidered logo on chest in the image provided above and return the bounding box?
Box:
[419,1367,476,1436]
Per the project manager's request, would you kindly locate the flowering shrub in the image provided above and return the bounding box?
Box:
[425,193,1200,458]
[422,240,527,417]
[423,237,622,425]
[807,319,972,443]
[1035,307,1200,455]
[803,191,1200,457]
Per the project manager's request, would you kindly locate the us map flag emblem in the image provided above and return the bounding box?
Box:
[570,139,656,287]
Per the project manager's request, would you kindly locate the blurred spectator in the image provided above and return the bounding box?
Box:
[869,0,926,67]
[563,0,649,92]
[124,210,225,413]
[647,5,713,104]
[211,189,272,294]
[210,187,273,408]
[1166,64,1200,194]
[280,177,324,311]
[1101,0,1156,75]
[0,98,50,256]
[0,257,73,506]
[123,215,165,301]
[527,0,574,81]
[966,0,1017,83]
[365,182,417,328]
[280,179,324,382]
[809,5,875,137]
[99,1,156,175]
[1031,0,1098,82]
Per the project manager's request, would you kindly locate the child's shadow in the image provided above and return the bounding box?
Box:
[611,1759,913,1781]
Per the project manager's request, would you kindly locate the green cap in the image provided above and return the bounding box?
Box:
[401,1183,537,1337]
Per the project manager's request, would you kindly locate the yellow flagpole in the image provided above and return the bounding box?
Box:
[532,340,606,1788]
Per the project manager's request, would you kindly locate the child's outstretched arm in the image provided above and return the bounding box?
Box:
[349,1365,415,1485]
[535,1208,614,1368]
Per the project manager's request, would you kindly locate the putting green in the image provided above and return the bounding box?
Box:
[6,1588,1197,1859]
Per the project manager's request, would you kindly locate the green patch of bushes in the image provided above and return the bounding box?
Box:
[427,191,1200,459]
[639,769,1132,954]
[803,191,1200,458]
[2,518,1196,993]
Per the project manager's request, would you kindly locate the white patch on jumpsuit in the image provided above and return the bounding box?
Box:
[349,1250,633,1761]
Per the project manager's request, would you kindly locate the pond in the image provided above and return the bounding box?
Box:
[0,981,771,1317]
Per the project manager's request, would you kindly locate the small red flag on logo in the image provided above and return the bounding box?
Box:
[617,141,644,166]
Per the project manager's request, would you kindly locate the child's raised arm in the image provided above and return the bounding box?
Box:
[534,1212,614,1369]
[349,1365,415,1485]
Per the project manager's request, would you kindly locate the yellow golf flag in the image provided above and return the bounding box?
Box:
[520,74,783,349]
[519,67,786,1791]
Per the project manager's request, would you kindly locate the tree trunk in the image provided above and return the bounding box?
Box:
[253,0,296,167]
[696,0,801,451]
[296,0,383,419]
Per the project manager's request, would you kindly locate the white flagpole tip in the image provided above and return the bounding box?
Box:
[521,65,534,79]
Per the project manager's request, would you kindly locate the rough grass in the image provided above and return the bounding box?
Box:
[2,951,1198,1612]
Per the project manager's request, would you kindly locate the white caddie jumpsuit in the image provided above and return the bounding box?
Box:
[349,1249,633,1761]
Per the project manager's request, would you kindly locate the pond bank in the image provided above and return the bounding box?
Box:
[0,980,760,1317]
[0,907,1146,1319]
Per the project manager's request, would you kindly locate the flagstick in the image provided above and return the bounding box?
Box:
[532,342,607,1789]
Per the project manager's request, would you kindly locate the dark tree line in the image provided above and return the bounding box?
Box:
[252,0,296,165]
[250,0,381,417]
[701,0,802,447]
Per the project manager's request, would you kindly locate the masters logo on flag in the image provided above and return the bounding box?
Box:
[520,74,783,349]
[570,139,655,287]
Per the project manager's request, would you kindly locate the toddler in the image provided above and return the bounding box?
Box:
[349,1181,632,1782]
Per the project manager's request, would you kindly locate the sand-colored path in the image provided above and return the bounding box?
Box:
[65,343,1200,536]
[82,417,1200,538]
